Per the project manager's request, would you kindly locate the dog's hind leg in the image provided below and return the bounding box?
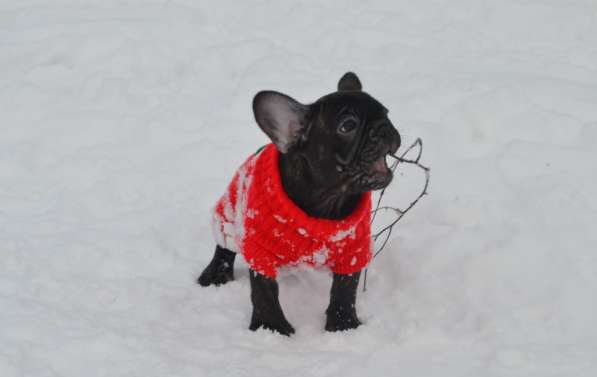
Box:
[197,245,236,287]
[248,270,295,336]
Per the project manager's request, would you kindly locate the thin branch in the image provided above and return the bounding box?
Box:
[363,138,430,292]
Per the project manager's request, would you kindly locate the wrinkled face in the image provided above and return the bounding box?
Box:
[253,72,401,194]
[302,92,401,193]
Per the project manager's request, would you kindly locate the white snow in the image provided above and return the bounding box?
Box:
[211,153,256,253]
[330,225,357,242]
[274,214,288,224]
[312,247,329,267]
[1,1,597,376]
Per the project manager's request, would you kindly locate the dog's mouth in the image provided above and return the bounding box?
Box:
[357,154,393,191]
[372,155,390,174]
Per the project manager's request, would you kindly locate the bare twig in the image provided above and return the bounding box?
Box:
[363,138,430,292]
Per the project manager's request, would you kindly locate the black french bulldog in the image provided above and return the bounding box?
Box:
[198,72,400,335]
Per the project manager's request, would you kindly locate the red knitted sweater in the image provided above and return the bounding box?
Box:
[212,144,372,278]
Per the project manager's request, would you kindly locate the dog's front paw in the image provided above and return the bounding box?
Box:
[197,266,233,287]
[249,310,295,336]
[325,305,361,332]
[197,260,234,287]
[197,246,236,287]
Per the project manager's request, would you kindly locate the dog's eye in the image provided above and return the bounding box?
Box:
[338,119,358,134]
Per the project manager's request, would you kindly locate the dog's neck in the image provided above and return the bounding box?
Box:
[279,152,362,220]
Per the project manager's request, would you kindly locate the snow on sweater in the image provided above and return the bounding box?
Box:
[211,144,372,278]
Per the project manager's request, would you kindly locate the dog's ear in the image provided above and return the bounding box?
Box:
[338,72,362,91]
[253,91,309,153]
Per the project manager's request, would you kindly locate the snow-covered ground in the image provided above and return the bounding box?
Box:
[2,1,597,376]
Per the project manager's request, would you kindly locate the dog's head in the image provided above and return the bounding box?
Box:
[253,72,401,194]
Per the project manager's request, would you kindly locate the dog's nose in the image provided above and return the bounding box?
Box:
[389,128,401,154]
[382,123,401,154]
[372,119,401,155]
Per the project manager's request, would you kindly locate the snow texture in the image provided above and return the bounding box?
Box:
[211,156,256,254]
[330,226,356,242]
[1,1,597,376]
